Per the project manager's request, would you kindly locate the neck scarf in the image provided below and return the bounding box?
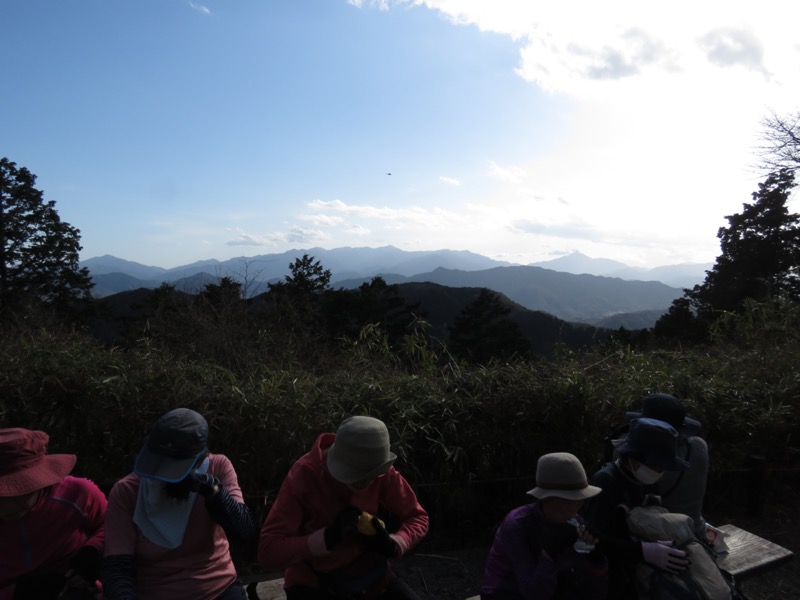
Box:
[133,457,209,548]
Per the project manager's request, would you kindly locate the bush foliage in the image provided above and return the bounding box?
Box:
[1,297,798,547]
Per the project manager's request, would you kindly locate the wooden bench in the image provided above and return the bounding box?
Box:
[251,578,287,600]
[246,525,793,600]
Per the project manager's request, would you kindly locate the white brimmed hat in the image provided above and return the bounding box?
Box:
[327,416,397,485]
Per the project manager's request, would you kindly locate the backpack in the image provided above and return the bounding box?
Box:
[624,505,746,600]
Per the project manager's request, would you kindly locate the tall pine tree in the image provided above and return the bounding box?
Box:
[656,169,800,340]
[0,158,93,314]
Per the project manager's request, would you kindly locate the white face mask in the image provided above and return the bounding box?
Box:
[632,463,663,485]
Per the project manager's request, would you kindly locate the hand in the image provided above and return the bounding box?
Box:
[576,523,600,546]
[65,545,102,586]
[360,516,399,558]
[325,506,362,550]
[642,541,690,574]
[540,522,577,559]
[187,472,221,497]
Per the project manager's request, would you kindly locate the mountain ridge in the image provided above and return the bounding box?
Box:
[82,246,710,288]
[81,247,708,328]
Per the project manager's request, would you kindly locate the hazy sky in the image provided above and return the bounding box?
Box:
[2,1,798,269]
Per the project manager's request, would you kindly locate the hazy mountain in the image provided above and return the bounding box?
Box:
[390,282,609,355]
[82,246,698,328]
[590,309,669,330]
[82,255,168,279]
[337,266,683,323]
[530,252,711,289]
[81,246,513,292]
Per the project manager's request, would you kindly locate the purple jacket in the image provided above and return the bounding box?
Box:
[481,502,607,600]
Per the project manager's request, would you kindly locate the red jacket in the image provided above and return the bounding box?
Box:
[258,433,429,590]
[0,476,107,600]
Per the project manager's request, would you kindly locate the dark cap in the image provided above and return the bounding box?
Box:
[134,408,209,483]
[625,393,701,436]
[613,417,690,471]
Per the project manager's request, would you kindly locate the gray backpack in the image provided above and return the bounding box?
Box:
[625,505,741,600]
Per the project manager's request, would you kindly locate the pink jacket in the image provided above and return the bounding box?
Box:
[0,476,107,600]
[258,433,429,590]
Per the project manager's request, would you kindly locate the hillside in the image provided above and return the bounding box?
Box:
[82,248,692,328]
[391,282,608,356]
[339,266,682,324]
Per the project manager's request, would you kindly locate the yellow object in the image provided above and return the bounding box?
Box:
[357,511,384,536]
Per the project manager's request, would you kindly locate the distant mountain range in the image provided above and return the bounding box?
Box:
[81,246,712,328]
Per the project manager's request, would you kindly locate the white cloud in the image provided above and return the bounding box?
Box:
[188,2,211,15]
[307,199,461,229]
[226,227,330,247]
[300,213,344,226]
[347,0,391,10]
[699,28,768,75]
[439,176,461,186]
[489,161,527,184]
[347,224,371,236]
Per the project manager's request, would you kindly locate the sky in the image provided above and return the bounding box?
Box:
[2,1,798,270]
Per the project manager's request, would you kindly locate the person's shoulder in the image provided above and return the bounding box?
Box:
[209,452,233,468]
[108,472,140,497]
[59,475,103,492]
[506,502,537,522]
[47,476,107,509]
[589,462,619,484]
[687,436,708,450]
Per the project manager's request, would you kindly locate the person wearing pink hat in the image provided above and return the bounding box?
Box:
[481,452,607,600]
[0,427,107,600]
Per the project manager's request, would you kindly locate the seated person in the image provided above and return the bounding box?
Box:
[481,452,607,600]
[258,415,429,600]
[102,407,257,600]
[624,393,709,539]
[0,427,106,600]
[583,418,691,599]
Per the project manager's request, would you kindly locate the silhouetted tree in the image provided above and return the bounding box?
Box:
[758,110,800,174]
[447,288,530,363]
[200,276,243,308]
[270,254,331,296]
[0,158,93,314]
[656,169,800,340]
[321,277,419,344]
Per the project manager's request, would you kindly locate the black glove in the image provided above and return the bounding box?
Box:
[187,472,221,497]
[540,522,577,560]
[361,516,399,558]
[325,506,362,550]
[67,545,102,582]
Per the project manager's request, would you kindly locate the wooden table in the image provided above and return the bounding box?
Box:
[715,524,794,577]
